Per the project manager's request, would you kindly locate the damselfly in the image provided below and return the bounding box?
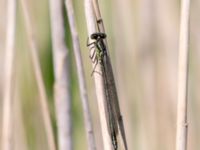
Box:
[87,31,118,150]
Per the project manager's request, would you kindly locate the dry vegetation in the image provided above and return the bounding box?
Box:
[0,0,199,150]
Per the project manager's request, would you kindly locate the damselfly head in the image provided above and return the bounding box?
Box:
[90,33,106,40]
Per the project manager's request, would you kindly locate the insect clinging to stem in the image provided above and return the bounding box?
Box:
[87,32,107,76]
[87,31,119,150]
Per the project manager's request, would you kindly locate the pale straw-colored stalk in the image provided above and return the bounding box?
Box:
[84,0,113,150]
[64,0,96,150]
[92,1,128,149]
[49,0,72,149]
[20,0,56,150]
[176,0,191,149]
[1,0,16,150]
[85,0,127,149]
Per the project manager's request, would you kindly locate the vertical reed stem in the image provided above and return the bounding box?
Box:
[85,0,127,149]
[84,0,113,150]
[20,1,56,150]
[1,0,16,150]
[64,0,96,150]
[176,0,190,149]
[92,1,128,149]
[49,0,72,149]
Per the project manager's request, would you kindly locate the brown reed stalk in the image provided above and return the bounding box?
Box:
[49,0,72,149]
[84,0,113,149]
[85,0,127,149]
[1,0,16,150]
[64,0,96,150]
[176,0,191,150]
[20,1,56,150]
[92,1,128,150]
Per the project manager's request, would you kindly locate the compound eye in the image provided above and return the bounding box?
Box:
[90,33,99,39]
[99,33,106,38]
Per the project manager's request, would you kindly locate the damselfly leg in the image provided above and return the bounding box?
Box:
[87,39,101,75]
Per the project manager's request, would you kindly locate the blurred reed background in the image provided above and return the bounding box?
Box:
[0,0,199,149]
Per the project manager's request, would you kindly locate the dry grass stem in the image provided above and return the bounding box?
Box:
[176,0,191,150]
[1,0,16,150]
[92,1,128,149]
[92,0,106,34]
[84,0,113,150]
[85,0,127,149]
[49,0,72,149]
[20,1,56,150]
[64,0,96,150]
